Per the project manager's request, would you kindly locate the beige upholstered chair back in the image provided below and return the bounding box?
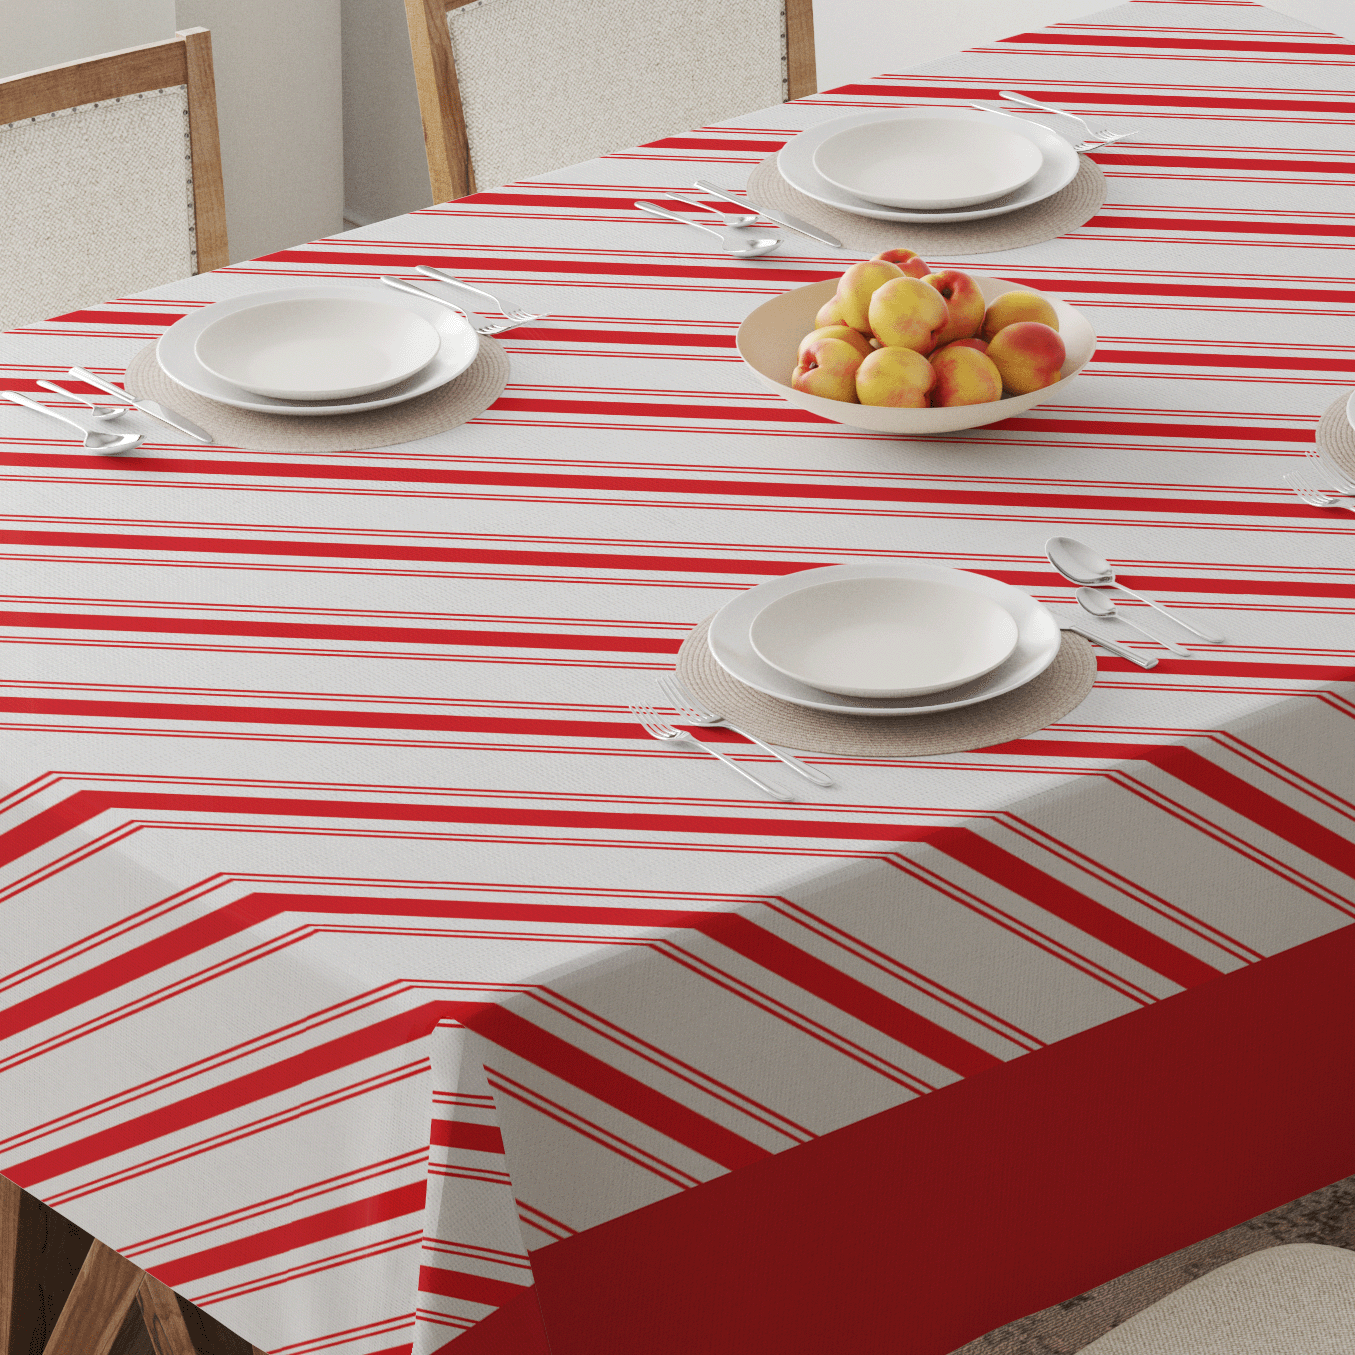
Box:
[0,29,228,333]
[405,0,815,200]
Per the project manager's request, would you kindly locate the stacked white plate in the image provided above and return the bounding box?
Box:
[708,564,1061,717]
[156,284,479,417]
[779,107,1080,224]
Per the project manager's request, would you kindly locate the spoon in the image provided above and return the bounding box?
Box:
[1046,536,1223,643]
[3,390,143,454]
[36,380,128,420]
[635,201,781,258]
[1076,587,1192,657]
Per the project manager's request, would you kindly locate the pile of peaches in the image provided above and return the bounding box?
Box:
[793,248,1066,409]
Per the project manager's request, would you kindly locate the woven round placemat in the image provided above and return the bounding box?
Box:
[676,618,1096,757]
[123,338,509,452]
[1315,391,1355,478]
[746,154,1106,256]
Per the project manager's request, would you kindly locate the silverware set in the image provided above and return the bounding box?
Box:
[631,673,836,801]
[1046,534,1224,661]
[974,90,1131,153]
[3,365,214,454]
[380,271,551,334]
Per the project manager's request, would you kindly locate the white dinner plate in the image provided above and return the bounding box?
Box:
[1344,387,1355,433]
[749,577,1020,697]
[158,285,479,416]
[708,563,1060,717]
[778,108,1079,224]
[812,118,1044,211]
[194,297,442,400]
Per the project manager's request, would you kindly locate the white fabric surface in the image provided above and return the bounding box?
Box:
[0,4,1353,1354]
[0,86,195,331]
[447,0,786,191]
[1081,1244,1355,1354]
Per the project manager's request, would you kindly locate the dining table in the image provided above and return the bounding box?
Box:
[3,3,1355,1354]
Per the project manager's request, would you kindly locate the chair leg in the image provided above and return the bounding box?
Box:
[0,1176,20,1355]
[42,1239,142,1355]
[137,1273,198,1355]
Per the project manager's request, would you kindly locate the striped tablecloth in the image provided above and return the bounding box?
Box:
[3,4,1355,1353]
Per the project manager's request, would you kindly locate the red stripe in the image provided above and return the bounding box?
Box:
[691,915,1000,1075]
[0,456,1324,521]
[1000,32,1355,54]
[1091,217,1355,240]
[430,1121,505,1153]
[0,796,1223,991]
[419,1265,526,1309]
[429,1286,548,1355]
[5,1003,456,1186]
[465,1004,769,1171]
[151,1181,426,1286]
[527,922,1355,1355]
[47,310,188,327]
[834,83,1355,116]
[924,830,1221,989]
[0,612,677,655]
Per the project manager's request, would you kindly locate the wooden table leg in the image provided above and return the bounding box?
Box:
[43,1239,142,1355]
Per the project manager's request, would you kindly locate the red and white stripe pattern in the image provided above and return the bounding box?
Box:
[2,3,1355,1352]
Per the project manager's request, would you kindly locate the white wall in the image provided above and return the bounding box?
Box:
[0,0,175,77]
[341,0,434,226]
[174,0,345,261]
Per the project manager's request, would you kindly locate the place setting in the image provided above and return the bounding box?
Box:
[6,269,544,455]
[737,91,1127,256]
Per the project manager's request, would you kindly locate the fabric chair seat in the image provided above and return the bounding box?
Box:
[1080,1243,1355,1354]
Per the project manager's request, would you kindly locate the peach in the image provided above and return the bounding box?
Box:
[798,325,872,363]
[930,344,1003,406]
[981,290,1059,341]
[944,336,989,354]
[856,346,935,407]
[832,259,904,333]
[792,335,865,402]
[986,321,1066,394]
[815,295,848,328]
[923,270,985,347]
[867,276,949,354]
[872,248,930,279]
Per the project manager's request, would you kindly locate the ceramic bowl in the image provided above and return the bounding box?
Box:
[811,118,1044,210]
[194,297,442,400]
[736,275,1097,435]
[748,576,1020,698]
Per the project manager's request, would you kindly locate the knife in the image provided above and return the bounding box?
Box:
[693,180,844,249]
[68,367,214,444]
[1058,621,1157,669]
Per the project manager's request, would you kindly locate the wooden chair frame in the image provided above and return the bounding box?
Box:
[404,0,816,203]
[0,28,230,272]
[1,1175,265,1355]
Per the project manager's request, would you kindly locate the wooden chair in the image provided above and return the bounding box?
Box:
[404,0,815,201]
[0,28,229,332]
[0,1175,264,1355]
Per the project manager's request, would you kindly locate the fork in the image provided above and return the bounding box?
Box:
[669,193,763,230]
[414,266,549,326]
[379,276,525,334]
[998,90,1130,150]
[628,704,792,800]
[1305,445,1355,495]
[1284,465,1355,514]
[656,673,833,787]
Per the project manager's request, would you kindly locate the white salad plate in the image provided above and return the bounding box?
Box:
[708,563,1060,717]
[811,118,1044,211]
[194,297,442,400]
[1344,386,1355,433]
[779,108,1079,224]
[158,285,479,416]
[749,576,1020,698]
